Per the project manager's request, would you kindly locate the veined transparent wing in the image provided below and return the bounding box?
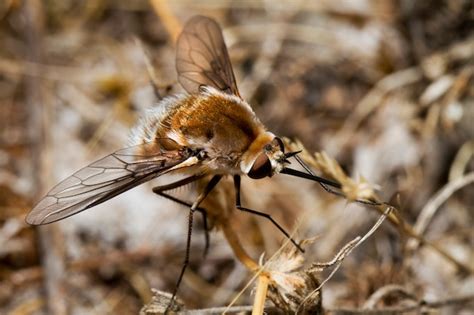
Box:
[26,140,197,225]
[176,15,241,97]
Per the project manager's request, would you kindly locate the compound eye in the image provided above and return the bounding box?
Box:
[248,153,272,179]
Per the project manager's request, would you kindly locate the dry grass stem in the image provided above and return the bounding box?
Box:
[149,0,182,43]
[408,172,474,250]
[362,285,418,309]
[251,273,269,315]
[449,140,474,181]
[285,138,473,274]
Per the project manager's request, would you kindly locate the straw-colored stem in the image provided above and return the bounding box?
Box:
[149,0,182,43]
[252,274,269,315]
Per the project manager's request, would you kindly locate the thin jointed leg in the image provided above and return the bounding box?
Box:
[166,175,222,313]
[233,175,304,253]
[152,174,205,193]
[152,174,210,256]
[156,191,210,257]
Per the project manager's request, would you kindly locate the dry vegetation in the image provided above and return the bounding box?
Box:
[0,0,473,314]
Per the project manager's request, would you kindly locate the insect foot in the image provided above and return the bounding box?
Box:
[140,289,185,315]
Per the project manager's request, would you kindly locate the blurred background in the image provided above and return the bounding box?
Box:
[0,0,473,314]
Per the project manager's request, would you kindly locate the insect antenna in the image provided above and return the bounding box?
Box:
[284,150,301,159]
[281,150,301,164]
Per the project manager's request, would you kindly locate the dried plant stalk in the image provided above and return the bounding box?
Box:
[251,274,269,315]
[283,138,473,274]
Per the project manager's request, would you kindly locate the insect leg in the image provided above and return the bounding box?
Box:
[233,175,305,253]
[152,174,206,193]
[166,175,222,313]
[152,174,211,257]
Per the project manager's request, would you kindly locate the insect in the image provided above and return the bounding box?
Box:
[26,15,343,310]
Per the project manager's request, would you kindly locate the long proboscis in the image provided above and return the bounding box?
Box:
[280,167,342,189]
[281,157,382,206]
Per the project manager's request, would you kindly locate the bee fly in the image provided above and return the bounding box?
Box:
[27,15,343,309]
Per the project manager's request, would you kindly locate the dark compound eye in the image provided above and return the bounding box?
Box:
[248,153,272,179]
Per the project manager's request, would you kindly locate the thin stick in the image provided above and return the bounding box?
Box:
[134,38,162,100]
[223,217,304,314]
[298,206,392,314]
[289,141,473,274]
[326,294,474,314]
[252,274,270,315]
[448,140,474,181]
[148,293,474,314]
[363,284,418,309]
[408,172,474,250]
[148,0,182,43]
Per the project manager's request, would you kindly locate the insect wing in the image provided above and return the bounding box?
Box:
[26,141,195,225]
[176,15,241,97]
